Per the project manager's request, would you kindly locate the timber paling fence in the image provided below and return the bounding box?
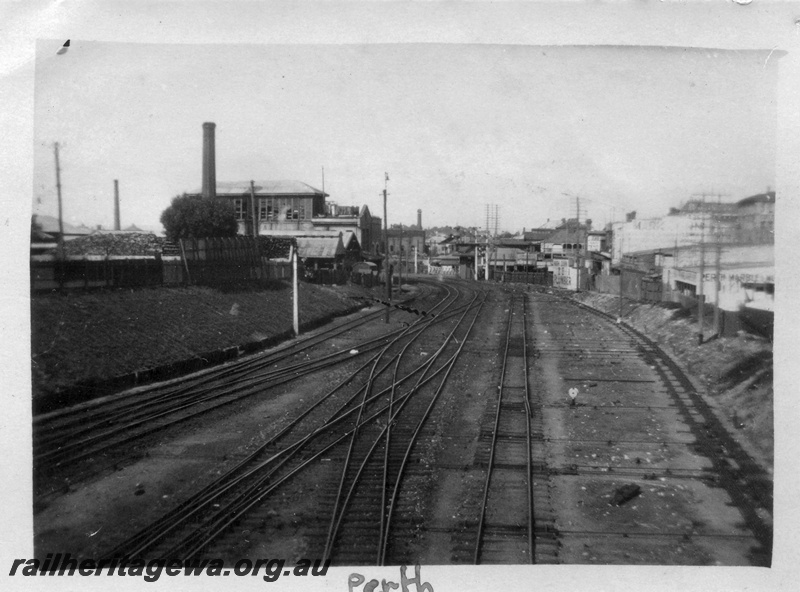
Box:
[31,236,294,292]
[495,270,553,286]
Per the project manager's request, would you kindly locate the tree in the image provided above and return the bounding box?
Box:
[160,194,239,241]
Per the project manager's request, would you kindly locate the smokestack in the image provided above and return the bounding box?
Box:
[114,179,120,230]
[417,209,422,229]
[202,122,217,199]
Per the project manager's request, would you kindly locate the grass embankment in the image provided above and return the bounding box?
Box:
[573,292,773,468]
[31,282,370,408]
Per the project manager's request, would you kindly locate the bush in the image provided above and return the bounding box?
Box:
[160,194,238,241]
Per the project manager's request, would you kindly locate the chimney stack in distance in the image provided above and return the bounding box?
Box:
[114,179,121,230]
[202,122,217,199]
[417,209,422,229]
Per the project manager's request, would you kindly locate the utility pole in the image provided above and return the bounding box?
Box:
[54,142,65,288]
[696,193,707,345]
[485,204,499,281]
[712,193,729,336]
[484,233,490,281]
[618,223,623,322]
[576,195,582,287]
[398,226,403,285]
[250,180,258,237]
[383,173,391,323]
[474,231,479,280]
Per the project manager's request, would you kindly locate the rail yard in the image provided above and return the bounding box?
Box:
[32,278,772,567]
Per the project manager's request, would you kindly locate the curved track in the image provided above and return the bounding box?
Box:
[100,279,488,563]
[33,283,442,491]
[34,278,772,566]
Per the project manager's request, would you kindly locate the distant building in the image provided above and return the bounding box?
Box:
[733,190,775,244]
[611,191,775,265]
[188,180,328,236]
[185,180,385,261]
[311,204,382,257]
[386,227,425,257]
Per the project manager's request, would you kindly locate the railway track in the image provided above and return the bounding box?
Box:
[33,283,445,488]
[525,287,772,565]
[99,280,488,563]
[34,278,772,566]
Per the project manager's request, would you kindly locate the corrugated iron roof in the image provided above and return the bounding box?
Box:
[191,180,328,197]
[296,236,345,259]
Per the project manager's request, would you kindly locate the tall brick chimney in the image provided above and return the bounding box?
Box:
[417,209,422,229]
[202,122,216,199]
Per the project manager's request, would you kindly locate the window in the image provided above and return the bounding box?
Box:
[233,198,246,220]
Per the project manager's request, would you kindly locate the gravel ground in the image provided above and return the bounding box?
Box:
[33,282,770,566]
[572,292,773,468]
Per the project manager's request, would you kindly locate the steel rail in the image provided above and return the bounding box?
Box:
[521,292,535,562]
[320,284,466,560]
[178,314,484,561]
[103,283,475,560]
[36,284,464,467]
[322,288,485,563]
[34,281,441,434]
[378,288,488,564]
[473,292,516,564]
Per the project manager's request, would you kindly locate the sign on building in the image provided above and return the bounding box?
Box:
[552,263,578,291]
[587,234,603,253]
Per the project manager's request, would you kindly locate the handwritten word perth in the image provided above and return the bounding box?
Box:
[349,565,433,592]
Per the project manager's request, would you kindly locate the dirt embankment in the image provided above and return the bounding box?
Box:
[572,292,773,468]
[31,282,374,406]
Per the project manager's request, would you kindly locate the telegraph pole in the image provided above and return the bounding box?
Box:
[250,180,258,237]
[383,173,391,323]
[54,142,65,289]
[711,192,729,336]
[696,193,707,345]
[618,223,624,322]
[54,143,64,254]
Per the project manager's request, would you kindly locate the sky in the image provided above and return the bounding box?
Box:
[32,41,778,234]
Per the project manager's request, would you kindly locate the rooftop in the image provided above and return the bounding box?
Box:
[191,180,328,197]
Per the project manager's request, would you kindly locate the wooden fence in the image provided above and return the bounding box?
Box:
[494,270,553,286]
[31,236,294,292]
[179,237,262,286]
[31,257,166,291]
[304,267,348,286]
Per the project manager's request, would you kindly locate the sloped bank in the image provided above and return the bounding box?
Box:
[571,291,773,469]
[31,282,375,414]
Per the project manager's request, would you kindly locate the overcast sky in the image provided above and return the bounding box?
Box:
[32,41,778,233]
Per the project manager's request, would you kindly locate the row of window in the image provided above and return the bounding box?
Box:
[232,198,308,222]
[389,244,423,253]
